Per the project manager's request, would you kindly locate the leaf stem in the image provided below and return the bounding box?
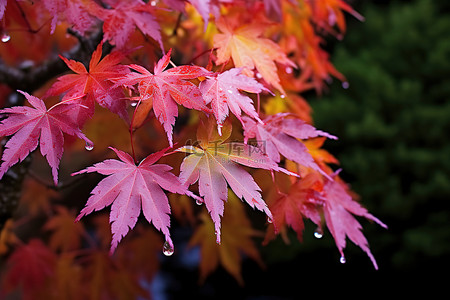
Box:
[47,94,86,112]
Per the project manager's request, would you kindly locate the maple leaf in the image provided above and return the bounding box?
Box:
[242,113,337,176]
[2,239,56,299]
[86,0,163,49]
[199,68,265,134]
[43,0,96,34]
[213,10,296,93]
[263,172,324,245]
[114,49,211,146]
[189,190,264,285]
[0,91,92,185]
[177,116,295,244]
[72,147,189,253]
[43,206,86,252]
[46,42,130,124]
[322,174,387,269]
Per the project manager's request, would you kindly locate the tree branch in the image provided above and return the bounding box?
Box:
[0,29,103,96]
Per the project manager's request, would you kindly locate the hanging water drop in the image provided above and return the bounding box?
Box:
[256,72,262,79]
[340,256,346,264]
[195,199,203,206]
[85,141,94,151]
[267,216,273,224]
[313,227,323,239]
[285,66,293,74]
[1,33,11,43]
[162,241,174,256]
[342,81,350,89]
[150,0,157,6]
[280,94,286,99]
[130,101,138,107]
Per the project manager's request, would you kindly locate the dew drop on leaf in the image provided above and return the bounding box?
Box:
[340,256,346,264]
[163,241,174,256]
[1,33,11,43]
[255,72,263,79]
[195,199,203,205]
[85,141,94,151]
[342,81,350,89]
[280,94,286,99]
[267,216,273,224]
[313,227,323,239]
[285,66,293,74]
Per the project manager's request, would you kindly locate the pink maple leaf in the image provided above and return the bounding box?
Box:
[322,175,387,269]
[72,147,189,253]
[243,113,337,176]
[0,91,92,185]
[200,68,265,135]
[114,49,211,146]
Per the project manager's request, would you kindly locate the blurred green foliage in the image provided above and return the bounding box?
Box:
[310,0,450,270]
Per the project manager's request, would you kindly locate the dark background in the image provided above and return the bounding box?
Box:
[154,0,450,298]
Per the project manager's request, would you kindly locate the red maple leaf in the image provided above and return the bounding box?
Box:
[43,0,96,34]
[2,239,56,299]
[86,0,163,49]
[114,49,211,146]
[45,42,130,125]
[0,91,92,185]
[72,147,189,253]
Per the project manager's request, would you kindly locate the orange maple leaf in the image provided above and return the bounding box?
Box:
[213,9,295,93]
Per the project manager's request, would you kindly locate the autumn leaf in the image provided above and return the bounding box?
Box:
[189,190,264,285]
[73,146,189,253]
[322,174,387,269]
[83,251,148,300]
[43,0,96,34]
[86,0,163,49]
[2,239,56,299]
[263,172,324,245]
[43,206,86,252]
[0,91,92,185]
[45,42,131,124]
[114,49,211,146]
[199,68,265,134]
[242,113,337,177]
[213,9,295,93]
[177,116,295,244]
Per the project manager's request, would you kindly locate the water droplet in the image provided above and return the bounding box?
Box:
[267,217,273,224]
[313,227,323,239]
[85,141,94,151]
[342,81,350,89]
[195,199,203,205]
[227,90,233,94]
[285,66,293,74]
[130,101,138,107]
[256,72,262,79]
[340,256,346,264]
[150,0,157,6]
[162,241,174,256]
[280,94,286,99]
[1,33,11,43]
